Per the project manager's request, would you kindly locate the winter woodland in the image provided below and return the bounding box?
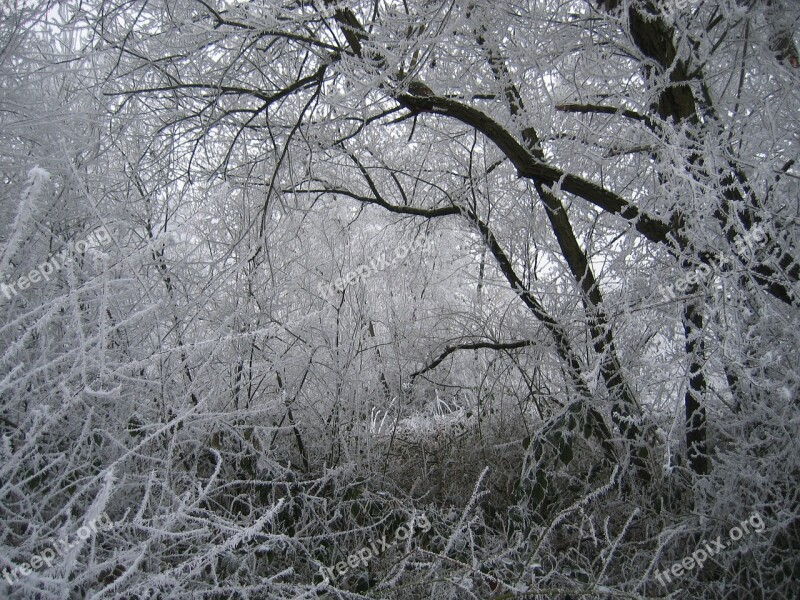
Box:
[0,0,798,597]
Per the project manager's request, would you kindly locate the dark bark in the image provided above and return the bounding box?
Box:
[682,299,710,476]
[597,0,796,474]
[473,21,653,479]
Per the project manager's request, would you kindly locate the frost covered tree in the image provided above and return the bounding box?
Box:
[0,0,798,598]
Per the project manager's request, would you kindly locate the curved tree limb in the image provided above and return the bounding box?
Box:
[411,339,537,379]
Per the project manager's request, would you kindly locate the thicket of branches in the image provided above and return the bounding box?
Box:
[1,0,798,598]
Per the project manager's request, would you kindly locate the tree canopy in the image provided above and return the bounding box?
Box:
[0,0,798,597]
